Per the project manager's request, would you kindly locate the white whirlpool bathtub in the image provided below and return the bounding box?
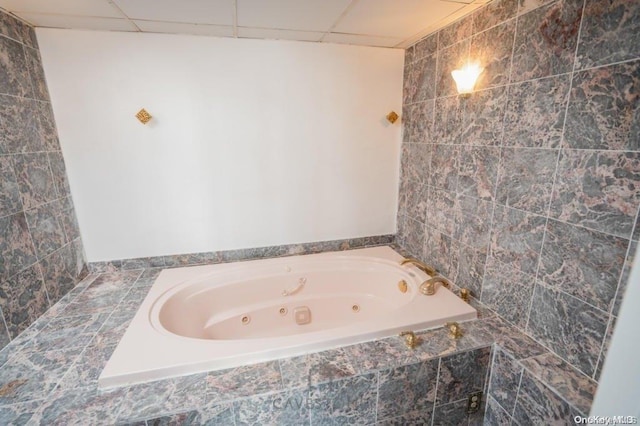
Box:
[99,246,476,388]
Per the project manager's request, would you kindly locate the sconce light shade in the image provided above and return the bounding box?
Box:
[451,62,483,95]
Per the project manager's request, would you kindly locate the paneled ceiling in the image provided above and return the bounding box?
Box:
[0,0,490,48]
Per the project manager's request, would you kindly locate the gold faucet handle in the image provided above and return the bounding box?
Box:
[445,322,463,339]
[460,288,470,302]
[399,331,419,349]
[400,258,437,276]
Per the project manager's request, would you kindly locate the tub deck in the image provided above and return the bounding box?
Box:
[99,246,476,388]
[0,266,586,425]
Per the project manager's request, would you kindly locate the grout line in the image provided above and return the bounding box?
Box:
[0,306,12,345]
[107,0,141,32]
[525,0,588,332]
[592,314,614,381]
[320,0,358,43]
[430,357,442,426]
[232,0,238,38]
[510,365,525,418]
[608,210,639,316]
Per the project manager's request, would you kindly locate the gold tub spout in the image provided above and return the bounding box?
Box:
[419,276,452,295]
[445,322,463,339]
[399,331,419,349]
[400,258,437,276]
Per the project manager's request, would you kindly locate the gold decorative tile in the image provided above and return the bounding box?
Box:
[135,108,152,124]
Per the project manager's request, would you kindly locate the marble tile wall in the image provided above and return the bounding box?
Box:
[0,10,86,350]
[398,0,640,390]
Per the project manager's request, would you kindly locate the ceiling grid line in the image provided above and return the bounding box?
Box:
[0,0,489,48]
[319,0,358,43]
[107,0,141,32]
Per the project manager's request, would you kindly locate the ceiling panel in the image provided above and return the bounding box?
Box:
[17,13,137,31]
[0,0,122,18]
[322,33,403,48]
[334,0,464,38]
[237,0,351,32]
[238,27,324,42]
[113,0,234,25]
[134,20,234,37]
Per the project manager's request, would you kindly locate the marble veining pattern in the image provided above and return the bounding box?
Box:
[0,95,42,154]
[35,101,60,152]
[0,264,49,339]
[453,194,493,249]
[436,347,491,405]
[207,361,283,403]
[538,219,627,311]
[24,47,50,102]
[520,351,597,414]
[432,399,469,426]
[488,349,523,414]
[0,155,21,218]
[25,200,68,259]
[412,33,437,62]
[489,204,546,276]
[426,189,454,235]
[423,228,459,279]
[0,35,32,98]
[403,100,433,144]
[235,390,307,426]
[309,373,377,425]
[279,348,357,389]
[399,216,425,258]
[455,244,487,298]
[513,370,582,423]
[612,240,636,317]
[399,0,640,417]
[510,0,583,83]
[502,74,571,148]
[576,0,640,70]
[526,283,608,377]
[461,86,507,146]
[13,152,57,211]
[376,359,438,420]
[484,395,513,426]
[495,147,558,215]
[473,0,517,34]
[439,14,472,49]
[481,257,535,329]
[564,60,640,151]
[457,146,500,200]
[471,20,515,90]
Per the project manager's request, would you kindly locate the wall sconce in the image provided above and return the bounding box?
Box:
[451,62,483,96]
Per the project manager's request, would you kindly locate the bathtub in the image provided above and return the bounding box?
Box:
[99,246,476,388]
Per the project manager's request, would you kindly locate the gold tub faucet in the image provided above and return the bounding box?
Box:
[445,322,463,339]
[400,258,437,276]
[419,276,452,295]
[399,331,419,349]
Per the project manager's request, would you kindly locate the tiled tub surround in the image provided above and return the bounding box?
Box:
[0,11,86,350]
[0,268,596,425]
[88,234,396,273]
[398,0,640,392]
[100,246,476,387]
